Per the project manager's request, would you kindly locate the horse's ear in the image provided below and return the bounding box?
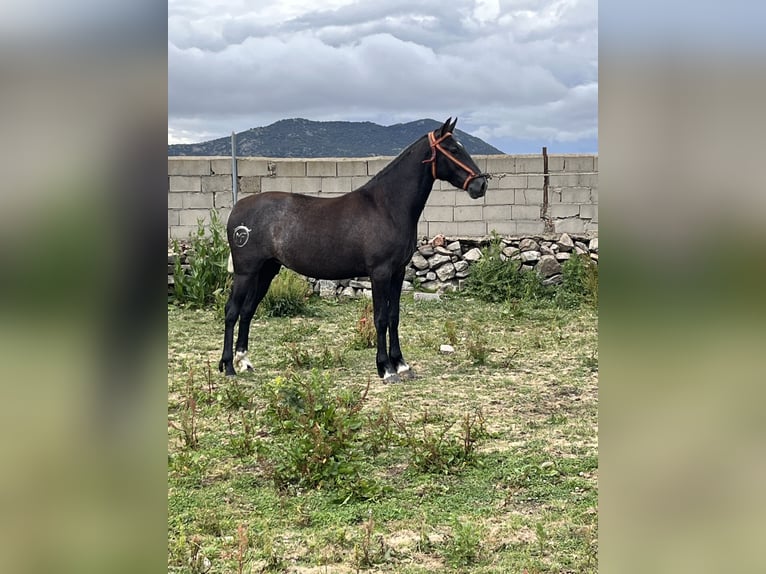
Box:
[449,117,458,133]
[437,117,453,136]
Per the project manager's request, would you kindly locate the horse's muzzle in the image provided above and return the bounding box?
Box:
[466,176,488,199]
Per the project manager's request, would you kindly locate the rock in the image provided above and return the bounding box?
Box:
[401,281,414,291]
[414,291,441,302]
[558,233,574,251]
[404,267,416,281]
[418,244,435,257]
[411,252,429,270]
[428,253,452,268]
[590,253,599,262]
[426,271,437,281]
[318,280,337,298]
[502,246,520,259]
[454,260,469,273]
[340,286,356,298]
[439,344,455,354]
[519,238,540,252]
[435,246,453,256]
[418,281,440,292]
[555,252,572,261]
[540,244,555,256]
[589,237,599,252]
[536,254,562,278]
[575,241,589,253]
[456,269,471,278]
[542,274,563,286]
[350,279,372,289]
[431,234,446,247]
[574,245,588,255]
[463,247,483,262]
[435,262,456,281]
[415,268,429,276]
[520,250,541,263]
[446,241,462,252]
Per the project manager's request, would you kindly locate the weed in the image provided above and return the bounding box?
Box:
[219,377,251,410]
[172,209,230,308]
[227,409,257,458]
[444,519,483,568]
[556,253,598,308]
[258,268,313,317]
[169,369,199,449]
[466,322,491,365]
[349,300,376,350]
[236,523,249,574]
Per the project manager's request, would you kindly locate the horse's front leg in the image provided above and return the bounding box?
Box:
[219,273,250,376]
[387,267,415,379]
[371,275,398,383]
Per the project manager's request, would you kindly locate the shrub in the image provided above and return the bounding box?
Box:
[556,253,599,308]
[172,209,230,308]
[256,371,381,501]
[258,268,313,317]
[349,300,376,350]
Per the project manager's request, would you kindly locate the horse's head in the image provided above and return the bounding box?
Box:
[423,117,489,199]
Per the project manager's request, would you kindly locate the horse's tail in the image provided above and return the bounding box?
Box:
[227,252,234,273]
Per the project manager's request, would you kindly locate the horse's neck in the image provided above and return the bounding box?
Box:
[375,147,435,228]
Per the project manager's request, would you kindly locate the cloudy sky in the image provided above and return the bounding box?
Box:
[168,0,597,153]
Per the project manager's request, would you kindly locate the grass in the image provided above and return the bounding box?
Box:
[168,294,598,573]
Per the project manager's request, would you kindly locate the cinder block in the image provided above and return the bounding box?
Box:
[563,156,595,172]
[482,205,512,220]
[580,205,598,221]
[291,177,322,194]
[484,188,515,206]
[170,225,198,240]
[486,156,515,173]
[550,204,580,218]
[169,176,201,192]
[275,161,306,177]
[578,173,598,187]
[180,209,212,226]
[417,220,429,237]
[168,158,211,176]
[168,210,180,227]
[561,188,592,203]
[211,158,233,175]
[237,158,270,176]
[429,222,459,237]
[427,189,457,206]
[214,192,233,208]
[337,160,368,177]
[167,193,183,209]
[437,180,459,191]
[454,205,483,221]
[456,221,487,236]
[494,174,527,189]
[515,220,545,234]
[554,218,587,234]
[547,156,566,172]
[512,205,541,220]
[351,176,371,189]
[455,191,485,206]
[307,161,337,177]
[261,177,292,193]
[549,174,581,188]
[470,156,487,174]
[514,189,543,205]
[585,221,599,233]
[367,158,392,175]
[320,177,353,194]
[201,175,231,192]
[486,221,517,235]
[527,175,544,188]
[515,156,544,173]
[182,192,214,209]
[594,156,598,172]
[238,176,261,194]
[424,206,453,222]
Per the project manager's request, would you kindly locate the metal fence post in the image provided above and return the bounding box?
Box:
[231,132,238,205]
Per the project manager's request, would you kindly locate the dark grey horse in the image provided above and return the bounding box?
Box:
[219,117,488,381]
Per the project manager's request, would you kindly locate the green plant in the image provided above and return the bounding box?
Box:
[349,300,376,349]
[556,253,598,308]
[169,369,200,449]
[258,268,313,317]
[466,322,491,365]
[227,410,257,458]
[172,209,230,308]
[256,371,380,501]
[443,519,484,568]
[444,319,458,345]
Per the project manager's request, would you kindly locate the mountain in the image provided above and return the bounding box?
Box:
[168,118,505,157]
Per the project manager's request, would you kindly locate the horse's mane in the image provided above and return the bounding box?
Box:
[359,133,428,189]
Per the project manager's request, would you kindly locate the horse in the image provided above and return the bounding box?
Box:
[219,117,488,381]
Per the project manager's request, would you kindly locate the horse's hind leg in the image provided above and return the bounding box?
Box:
[387,267,414,379]
[219,273,251,376]
[233,260,281,372]
[371,271,398,383]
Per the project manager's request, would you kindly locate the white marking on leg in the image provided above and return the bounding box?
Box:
[233,350,253,372]
[396,362,411,375]
[383,370,399,383]
[227,253,234,273]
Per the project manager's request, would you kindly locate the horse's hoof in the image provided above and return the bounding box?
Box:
[383,371,401,384]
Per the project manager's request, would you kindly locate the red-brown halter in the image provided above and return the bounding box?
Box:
[422,130,488,190]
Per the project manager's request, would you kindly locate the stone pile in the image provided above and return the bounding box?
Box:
[168,234,598,299]
[306,233,598,298]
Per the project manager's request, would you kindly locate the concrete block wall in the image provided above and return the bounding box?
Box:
[168,154,598,240]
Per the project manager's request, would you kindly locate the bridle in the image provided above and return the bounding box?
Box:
[422,130,489,190]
